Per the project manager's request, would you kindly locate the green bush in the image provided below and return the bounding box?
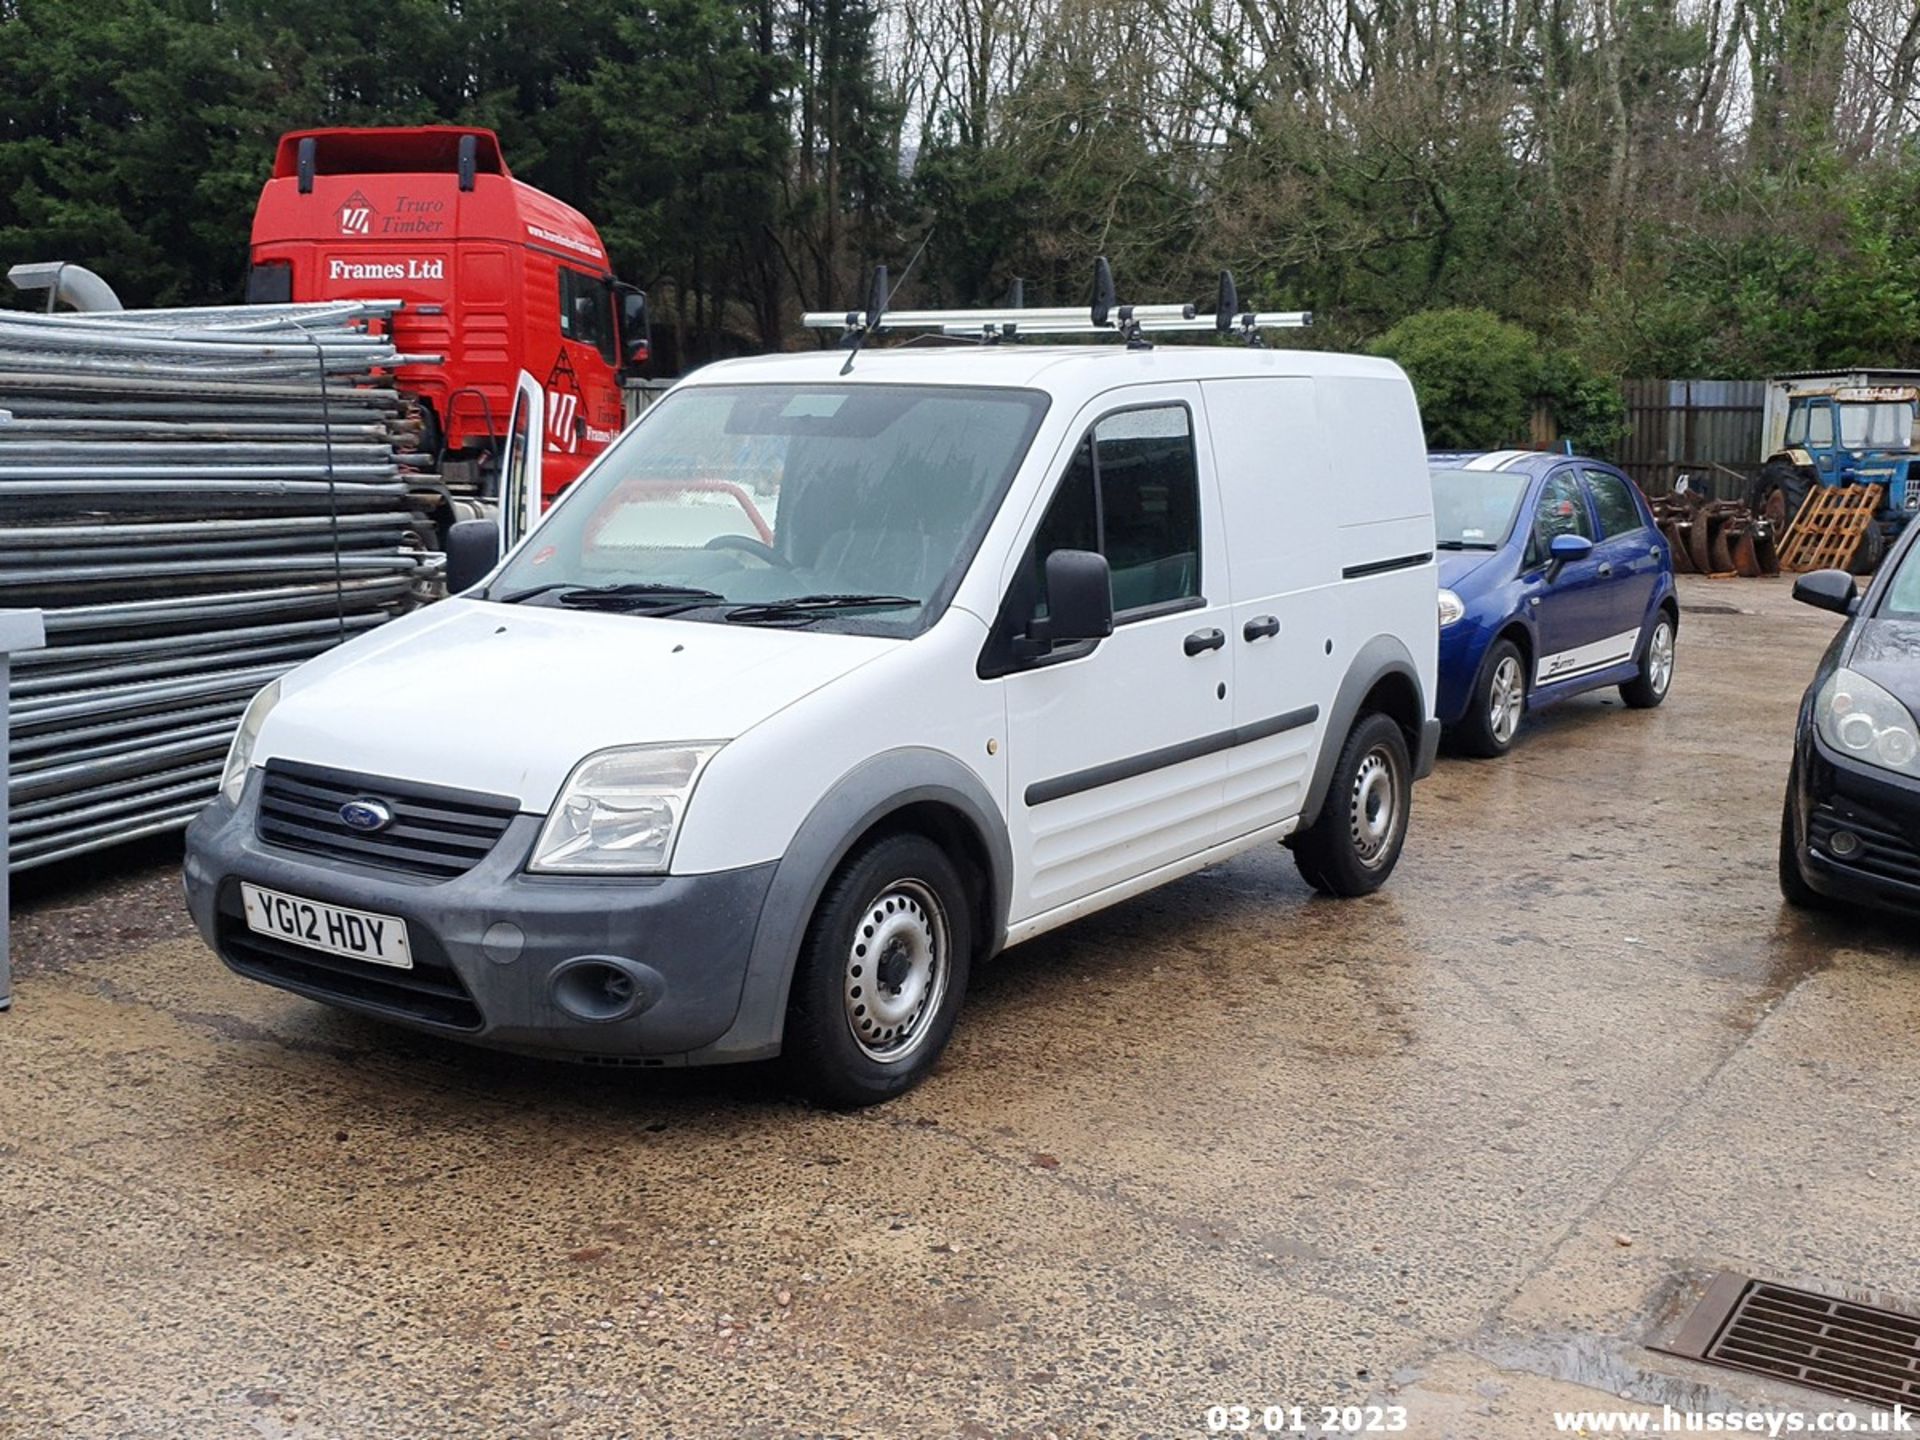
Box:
[1369,307,1626,455]
[1368,309,1539,449]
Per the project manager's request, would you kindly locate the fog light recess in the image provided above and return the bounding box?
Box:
[1829,829,1862,859]
[549,955,659,1024]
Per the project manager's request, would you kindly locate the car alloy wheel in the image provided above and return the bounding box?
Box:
[1646,619,1674,698]
[1489,653,1525,745]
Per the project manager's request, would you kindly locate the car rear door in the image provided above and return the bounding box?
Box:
[1583,465,1661,639]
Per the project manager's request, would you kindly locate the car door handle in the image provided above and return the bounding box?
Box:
[1184,628,1226,656]
[1649,546,1662,559]
[1597,563,1614,577]
[1242,615,1280,643]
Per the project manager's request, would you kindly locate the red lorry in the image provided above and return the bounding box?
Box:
[246,126,647,504]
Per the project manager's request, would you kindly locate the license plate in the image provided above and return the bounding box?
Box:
[241,883,412,970]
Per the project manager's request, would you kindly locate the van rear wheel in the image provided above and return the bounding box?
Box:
[1289,713,1412,897]
[782,833,972,1108]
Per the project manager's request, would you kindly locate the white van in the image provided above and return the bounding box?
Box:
[184,341,1439,1105]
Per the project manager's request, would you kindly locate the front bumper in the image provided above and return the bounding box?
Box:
[1436,621,1488,727]
[183,776,777,1061]
[1789,735,1920,914]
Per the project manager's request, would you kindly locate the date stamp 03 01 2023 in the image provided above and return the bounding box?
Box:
[1205,1404,1410,1434]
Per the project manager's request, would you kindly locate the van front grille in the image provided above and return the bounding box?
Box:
[256,759,519,879]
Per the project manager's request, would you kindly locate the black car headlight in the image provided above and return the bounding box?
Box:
[1816,667,1920,778]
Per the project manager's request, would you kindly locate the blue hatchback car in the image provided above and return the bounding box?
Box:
[1429,451,1679,756]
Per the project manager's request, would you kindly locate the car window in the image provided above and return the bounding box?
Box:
[1530,470,1593,561]
[1584,470,1644,539]
[1881,541,1920,620]
[558,267,617,366]
[1030,404,1201,620]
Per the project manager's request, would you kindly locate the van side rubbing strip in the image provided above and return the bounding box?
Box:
[1341,551,1432,580]
[1025,706,1320,807]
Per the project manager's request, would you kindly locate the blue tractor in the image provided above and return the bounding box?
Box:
[1750,372,1920,573]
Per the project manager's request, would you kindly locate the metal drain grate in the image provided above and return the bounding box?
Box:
[1665,1271,1920,1410]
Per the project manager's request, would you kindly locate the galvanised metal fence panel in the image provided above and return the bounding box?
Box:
[1,302,445,872]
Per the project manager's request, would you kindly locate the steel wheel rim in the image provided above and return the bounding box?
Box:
[1648,621,1675,696]
[1489,655,1524,744]
[1349,745,1403,869]
[843,878,949,1063]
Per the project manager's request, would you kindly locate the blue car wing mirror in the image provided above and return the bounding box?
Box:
[1545,532,1593,581]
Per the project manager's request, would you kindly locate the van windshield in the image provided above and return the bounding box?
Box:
[1429,468,1529,549]
[489,383,1049,634]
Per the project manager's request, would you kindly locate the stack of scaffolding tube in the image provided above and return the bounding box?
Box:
[1,301,445,870]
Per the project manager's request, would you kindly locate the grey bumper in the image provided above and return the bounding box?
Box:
[183,777,777,1063]
[1416,717,1442,780]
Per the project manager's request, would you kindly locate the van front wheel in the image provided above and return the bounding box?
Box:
[1290,713,1412,897]
[782,833,972,1108]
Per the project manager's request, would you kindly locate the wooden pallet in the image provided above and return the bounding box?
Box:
[1778,484,1885,572]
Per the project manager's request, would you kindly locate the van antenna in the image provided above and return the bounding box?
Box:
[1091,257,1150,349]
[840,229,934,375]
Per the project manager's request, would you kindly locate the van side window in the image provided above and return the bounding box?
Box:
[1584,470,1644,539]
[558,268,617,366]
[1095,407,1200,613]
[1529,470,1593,565]
[1027,405,1201,621]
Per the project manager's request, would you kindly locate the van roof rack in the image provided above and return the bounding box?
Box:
[802,259,1310,349]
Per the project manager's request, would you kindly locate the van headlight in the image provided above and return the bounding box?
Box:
[530,744,722,874]
[220,679,282,804]
[1816,668,1920,777]
[1438,589,1465,627]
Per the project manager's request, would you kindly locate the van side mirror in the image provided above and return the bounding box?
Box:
[1792,568,1858,616]
[619,286,651,367]
[1545,532,1593,581]
[446,518,501,593]
[1017,549,1114,658]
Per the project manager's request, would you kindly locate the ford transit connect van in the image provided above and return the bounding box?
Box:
[184,342,1441,1105]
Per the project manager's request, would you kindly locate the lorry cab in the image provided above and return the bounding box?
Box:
[246,126,647,505]
[184,337,1441,1107]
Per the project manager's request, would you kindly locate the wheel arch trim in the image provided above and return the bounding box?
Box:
[1300,635,1433,829]
[684,747,1010,1063]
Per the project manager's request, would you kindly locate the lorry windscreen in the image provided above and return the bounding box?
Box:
[491,383,1049,634]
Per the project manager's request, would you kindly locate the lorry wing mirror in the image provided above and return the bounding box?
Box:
[1792,568,1858,616]
[620,288,651,367]
[1038,549,1114,645]
[446,518,501,593]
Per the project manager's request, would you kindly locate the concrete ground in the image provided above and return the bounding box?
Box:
[4,574,1917,1440]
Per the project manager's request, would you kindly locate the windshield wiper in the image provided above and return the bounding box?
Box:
[1435,540,1499,551]
[493,581,727,610]
[723,593,923,624]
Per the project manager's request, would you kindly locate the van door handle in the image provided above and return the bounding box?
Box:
[1184,628,1227,656]
[1242,615,1280,642]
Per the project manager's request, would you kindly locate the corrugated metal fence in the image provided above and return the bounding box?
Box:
[1615,379,1766,500]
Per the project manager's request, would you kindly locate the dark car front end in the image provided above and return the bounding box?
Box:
[1783,531,1920,915]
